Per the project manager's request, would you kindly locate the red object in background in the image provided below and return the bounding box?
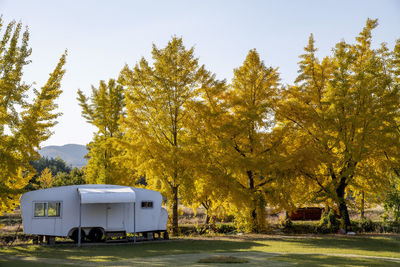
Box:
[289,207,324,221]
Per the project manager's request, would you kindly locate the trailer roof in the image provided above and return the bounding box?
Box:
[78,187,136,204]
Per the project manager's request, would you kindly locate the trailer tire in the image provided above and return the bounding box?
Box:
[70,229,85,243]
[88,228,104,242]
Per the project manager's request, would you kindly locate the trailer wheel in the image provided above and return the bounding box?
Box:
[70,229,85,243]
[88,228,104,242]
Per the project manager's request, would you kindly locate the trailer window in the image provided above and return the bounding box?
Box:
[33,202,61,218]
[48,202,61,217]
[34,203,47,217]
[141,201,153,208]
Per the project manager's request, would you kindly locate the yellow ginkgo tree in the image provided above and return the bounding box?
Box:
[77,79,133,185]
[191,49,284,232]
[117,37,221,234]
[0,18,67,213]
[37,168,53,189]
[277,19,400,230]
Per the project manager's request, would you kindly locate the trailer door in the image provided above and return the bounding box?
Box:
[106,203,124,230]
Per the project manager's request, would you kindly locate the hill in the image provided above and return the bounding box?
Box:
[39,144,88,168]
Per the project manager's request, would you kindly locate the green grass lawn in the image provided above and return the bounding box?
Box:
[274,254,400,267]
[0,235,399,266]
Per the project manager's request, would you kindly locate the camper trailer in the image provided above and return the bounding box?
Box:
[20,184,168,244]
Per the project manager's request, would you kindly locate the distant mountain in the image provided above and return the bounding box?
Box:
[39,144,88,168]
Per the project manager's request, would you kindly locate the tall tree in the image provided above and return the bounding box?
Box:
[77,79,132,185]
[118,37,219,234]
[277,19,400,229]
[219,49,282,231]
[188,49,283,231]
[177,66,234,226]
[0,18,66,213]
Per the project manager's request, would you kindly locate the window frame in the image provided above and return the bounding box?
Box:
[34,202,47,217]
[47,202,61,217]
[33,201,62,219]
[141,201,153,209]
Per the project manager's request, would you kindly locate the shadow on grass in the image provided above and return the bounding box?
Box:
[276,236,400,255]
[0,258,71,267]
[0,239,264,263]
[2,236,399,264]
[275,254,400,267]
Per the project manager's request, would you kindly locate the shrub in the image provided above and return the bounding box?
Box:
[216,223,235,234]
[285,221,319,234]
[360,218,375,232]
[382,178,400,223]
[279,214,293,230]
[378,221,400,233]
[318,209,340,233]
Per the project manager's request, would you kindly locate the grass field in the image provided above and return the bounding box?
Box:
[1,235,399,266]
[1,207,399,265]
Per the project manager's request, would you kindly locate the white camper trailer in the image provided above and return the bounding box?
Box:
[20,184,168,244]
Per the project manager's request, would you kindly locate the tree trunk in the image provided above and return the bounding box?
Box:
[360,191,365,220]
[255,192,266,232]
[172,185,179,235]
[201,201,211,225]
[247,170,258,231]
[247,170,254,190]
[205,209,210,225]
[336,177,351,230]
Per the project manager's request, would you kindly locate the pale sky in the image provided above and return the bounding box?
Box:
[1,0,399,146]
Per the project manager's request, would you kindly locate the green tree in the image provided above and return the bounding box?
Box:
[77,79,132,185]
[277,19,400,229]
[31,157,72,175]
[382,175,400,223]
[118,37,219,234]
[53,167,85,187]
[0,18,66,213]
[30,157,85,188]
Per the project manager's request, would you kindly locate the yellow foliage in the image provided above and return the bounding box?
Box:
[117,37,221,233]
[38,168,53,189]
[75,19,400,233]
[0,18,66,214]
[276,18,400,228]
[77,79,134,185]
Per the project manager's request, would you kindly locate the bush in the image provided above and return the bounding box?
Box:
[193,224,209,235]
[318,209,340,233]
[283,221,319,234]
[216,223,235,234]
[176,225,196,235]
[377,221,400,233]
[388,221,400,233]
[360,218,375,232]
[192,223,236,235]
[349,220,400,234]
[350,219,376,233]
[383,179,400,223]
[279,215,293,230]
